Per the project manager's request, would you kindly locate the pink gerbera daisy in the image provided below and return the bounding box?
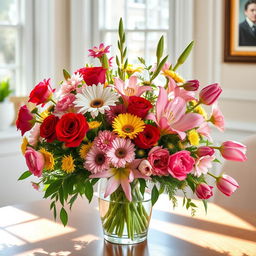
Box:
[94,131,116,152]
[88,43,111,58]
[106,104,126,123]
[84,146,110,173]
[107,138,135,168]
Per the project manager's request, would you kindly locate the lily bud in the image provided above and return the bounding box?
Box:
[199,83,222,105]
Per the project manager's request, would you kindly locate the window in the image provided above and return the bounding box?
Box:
[0,0,33,96]
[97,0,169,64]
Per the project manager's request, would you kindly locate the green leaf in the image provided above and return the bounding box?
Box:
[102,54,109,68]
[63,69,71,80]
[118,18,124,40]
[69,194,78,209]
[60,207,68,226]
[53,205,57,220]
[151,185,159,206]
[139,179,146,195]
[182,197,186,207]
[213,158,221,164]
[84,181,93,203]
[18,171,32,180]
[174,41,194,70]
[59,186,64,206]
[44,180,62,198]
[50,201,55,210]
[202,199,208,214]
[150,55,168,82]
[156,35,164,64]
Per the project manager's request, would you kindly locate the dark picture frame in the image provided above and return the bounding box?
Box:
[224,0,256,62]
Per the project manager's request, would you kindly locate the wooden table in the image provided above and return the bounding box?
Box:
[0,194,255,256]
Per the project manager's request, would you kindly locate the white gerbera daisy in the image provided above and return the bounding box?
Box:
[74,84,119,118]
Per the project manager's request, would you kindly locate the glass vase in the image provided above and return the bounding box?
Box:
[97,179,152,245]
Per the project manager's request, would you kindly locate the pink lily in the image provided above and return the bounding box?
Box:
[113,76,152,106]
[210,103,225,132]
[147,87,204,139]
[192,155,215,177]
[197,122,213,142]
[167,77,195,102]
[89,160,150,201]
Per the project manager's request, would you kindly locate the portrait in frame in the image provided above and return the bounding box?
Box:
[224,0,256,62]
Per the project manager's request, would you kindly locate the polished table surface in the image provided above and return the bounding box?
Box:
[0,194,255,256]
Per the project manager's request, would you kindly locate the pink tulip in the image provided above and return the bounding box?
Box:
[196,183,214,199]
[216,174,239,196]
[24,147,45,177]
[220,141,247,162]
[182,80,199,91]
[196,146,215,157]
[199,83,222,105]
[210,103,225,132]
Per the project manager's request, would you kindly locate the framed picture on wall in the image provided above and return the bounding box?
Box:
[224,0,256,62]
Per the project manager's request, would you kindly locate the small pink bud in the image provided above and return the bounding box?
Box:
[196,146,215,157]
[199,83,222,105]
[217,174,239,196]
[220,141,247,162]
[196,183,214,199]
[182,80,199,91]
[138,160,153,176]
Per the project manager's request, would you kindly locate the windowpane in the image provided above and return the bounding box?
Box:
[0,0,18,24]
[127,0,145,29]
[147,0,169,29]
[103,32,119,59]
[102,0,125,29]
[0,68,15,90]
[0,28,17,65]
[127,32,145,64]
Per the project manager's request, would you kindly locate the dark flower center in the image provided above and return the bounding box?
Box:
[122,125,134,133]
[95,153,106,165]
[115,148,127,158]
[90,99,104,108]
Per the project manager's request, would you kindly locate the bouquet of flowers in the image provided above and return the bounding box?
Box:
[16,19,246,243]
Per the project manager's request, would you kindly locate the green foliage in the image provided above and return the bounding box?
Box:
[60,207,68,226]
[63,69,71,80]
[0,78,12,102]
[151,185,159,206]
[18,171,32,180]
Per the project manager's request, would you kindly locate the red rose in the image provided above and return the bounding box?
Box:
[134,124,160,149]
[56,113,89,147]
[127,96,152,119]
[29,78,55,106]
[16,105,35,135]
[77,67,106,86]
[40,115,59,142]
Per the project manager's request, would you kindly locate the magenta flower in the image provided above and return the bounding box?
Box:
[196,183,214,199]
[84,146,110,173]
[88,43,111,58]
[196,146,215,157]
[107,138,135,168]
[216,174,239,196]
[113,76,152,106]
[16,105,35,136]
[89,160,149,201]
[24,147,45,177]
[199,83,222,105]
[210,103,225,132]
[182,80,199,91]
[220,141,247,162]
[106,104,126,123]
[192,155,215,177]
[147,87,203,139]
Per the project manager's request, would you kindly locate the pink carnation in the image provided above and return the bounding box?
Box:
[94,131,116,152]
[55,94,76,114]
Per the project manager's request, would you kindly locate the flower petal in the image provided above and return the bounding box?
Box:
[120,178,132,201]
[104,177,120,198]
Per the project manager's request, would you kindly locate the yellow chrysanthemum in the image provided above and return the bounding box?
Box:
[88,121,102,129]
[39,148,55,171]
[79,142,93,159]
[38,110,50,122]
[21,137,28,155]
[112,113,145,139]
[188,129,200,146]
[61,155,76,173]
[163,70,185,83]
[191,100,208,119]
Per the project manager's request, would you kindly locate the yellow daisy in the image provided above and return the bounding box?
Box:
[188,129,200,146]
[61,155,76,173]
[88,121,102,129]
[39,148,55,171]
[112,113,145,139]
[79,142,93,159]
[163,70,185,84]
[21,137,28,155]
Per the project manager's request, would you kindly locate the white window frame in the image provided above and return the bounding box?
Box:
[71,0,194,78]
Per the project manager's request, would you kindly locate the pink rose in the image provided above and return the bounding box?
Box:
[24,147,45,177]
[168,150,195,180]
[138,160,153,176]
[216,174,239,196]
[196,183,214,199]
[148,146,169,176]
